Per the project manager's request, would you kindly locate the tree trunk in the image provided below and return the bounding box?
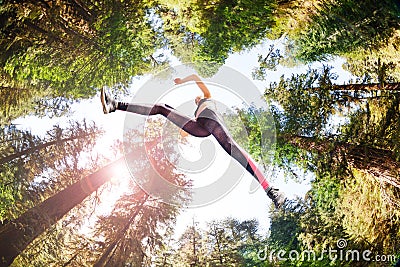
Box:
[23,19,65,45]
[345,144,400,189]
[65,0,96,23]
[0,153,135,267]
[0,135,86,165]
[283,135,400,188]
[212,224,223,265]
[331,82,400,91]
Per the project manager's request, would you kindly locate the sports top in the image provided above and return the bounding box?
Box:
[194,98,217,118]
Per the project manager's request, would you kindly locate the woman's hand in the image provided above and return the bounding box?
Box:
[174,78,183,84]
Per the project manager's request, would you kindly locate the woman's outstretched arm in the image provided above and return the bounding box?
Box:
[174,74,211,98]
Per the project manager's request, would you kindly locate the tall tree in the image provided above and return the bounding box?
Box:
[0,152,133,266]
[172,221,206,266]
[0,120,100,222]
[280,133,400,191]
[6,119,190,266]
[63,119,191,266]
[232,67,400,264]
[93,190,150,267]
[267,68,400,191]
[267,66,400,134]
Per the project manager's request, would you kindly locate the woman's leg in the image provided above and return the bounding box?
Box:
[117,102,211,138]
[101,88,209,137]
[197,115,270,189]
[197,110,286,208]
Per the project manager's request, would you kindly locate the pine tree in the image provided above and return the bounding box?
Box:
[173,221,205,266]
[0,152,131,266]
[89,120,190,266]
[0,120,100,222]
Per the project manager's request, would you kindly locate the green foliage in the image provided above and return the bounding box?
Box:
[291,0,400,62]
[266,66,339,137]
[252,44,284,81]
[0,0,166,123]
[172,223,207,266]
[338,169,400,255]
[298,173,345,252]
[158,0,277,66]
[0,81,60,125]
[224,103,313,180]
[344,57,400,84]
[255,0,400,80]
[340,91,400,160]
[194,0,276,62]
[225,106,276,164]
[268,200,343,267]
[269,202,303,253]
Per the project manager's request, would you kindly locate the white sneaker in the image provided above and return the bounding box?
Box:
[100,87,117,114]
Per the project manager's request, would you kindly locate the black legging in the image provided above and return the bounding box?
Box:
[117,102,270,189]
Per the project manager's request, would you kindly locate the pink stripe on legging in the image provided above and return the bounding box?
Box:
[239,148,270,190]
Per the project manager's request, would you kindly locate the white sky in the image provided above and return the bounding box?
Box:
[13,40,354,237]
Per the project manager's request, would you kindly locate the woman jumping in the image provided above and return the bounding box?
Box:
[101,74,286,209]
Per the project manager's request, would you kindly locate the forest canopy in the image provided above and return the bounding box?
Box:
[1,0,400,266]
